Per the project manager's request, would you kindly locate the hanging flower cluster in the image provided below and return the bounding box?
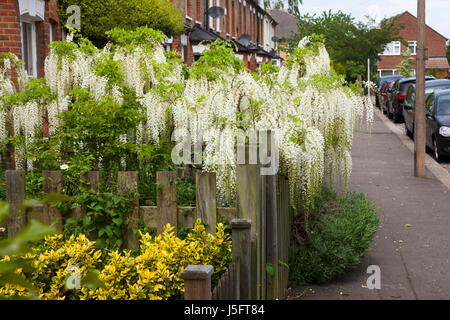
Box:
[0,29,373,210]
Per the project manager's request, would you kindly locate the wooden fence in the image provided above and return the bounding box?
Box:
[4,169,237,250]
[4,159,292,299]
[182,218,251,300]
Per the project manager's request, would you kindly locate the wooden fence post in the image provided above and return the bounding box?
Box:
[195,170,216,234]
[156,171,177,234]
[277,175,291,299]
[265,174,279,300]
[231,218,252,300]
[71,171,101,221]
[80,171,100,191]
[42,171,63,231]
[70,171,101,240]
[181,265,214,300]
[236,130,264,300]
[5,170,26,237]
[118,171,139,250]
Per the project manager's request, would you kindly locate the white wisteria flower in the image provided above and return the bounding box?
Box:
[1,34,373,211]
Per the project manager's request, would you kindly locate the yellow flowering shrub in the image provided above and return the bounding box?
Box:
[0,254,36,298]
[0,234,102,300]
[81,219,232,300]
[0,219,232,300]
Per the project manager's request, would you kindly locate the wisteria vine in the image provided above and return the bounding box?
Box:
[0,29,373,210]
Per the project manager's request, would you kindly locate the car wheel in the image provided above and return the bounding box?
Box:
[405,122,413,139]
[384,102,389,116]
[393,111,402,123]
[433,138,444,162]
[388,103,393,119]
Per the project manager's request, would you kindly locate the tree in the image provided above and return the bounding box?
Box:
[265,0,303,16]
[446,42,450,66]
[57,0,184,47]
[397,48,413,77]
[289,10,404,82]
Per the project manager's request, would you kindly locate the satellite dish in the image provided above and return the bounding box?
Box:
[272,36,279,43]
[207,6,225,18]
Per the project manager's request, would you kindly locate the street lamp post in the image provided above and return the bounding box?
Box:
[414,0,426,177]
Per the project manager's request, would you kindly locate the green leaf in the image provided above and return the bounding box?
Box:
[65,217,78,225]
[0,220,58,256]
[0,259,32,274]
[0,202,9,224]
[112,218,122,226]
[105,226,113,237]
[0,272,37,293]
[81,269,105,290]
[19,199,41,210]
[278,260,290,270]
[266,263,275,278]
[83,216,92,227]
[41,193,73,205]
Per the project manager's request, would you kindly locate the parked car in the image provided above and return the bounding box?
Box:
[403,79,450,142]
[424,90,450,161]
[388,76,435,123]
[376,75,403,108]
[381,80,396,114]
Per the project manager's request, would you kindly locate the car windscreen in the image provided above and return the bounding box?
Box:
[399,82,414,93]
[425,85,450,95]
[436,95,450,115]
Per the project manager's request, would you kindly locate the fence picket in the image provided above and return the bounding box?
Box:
[42,171,63,231]
[5,170,25,237]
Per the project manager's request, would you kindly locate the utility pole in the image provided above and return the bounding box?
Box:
[414,0,426,177]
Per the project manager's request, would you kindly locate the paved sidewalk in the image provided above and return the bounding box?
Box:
[290,109,450,300]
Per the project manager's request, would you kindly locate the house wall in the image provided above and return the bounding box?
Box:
[378,11,448,73]
[170,0,276,69]
[0,0,23,59]
[0,0,63,78]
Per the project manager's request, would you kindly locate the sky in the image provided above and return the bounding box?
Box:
[297,0,450,39]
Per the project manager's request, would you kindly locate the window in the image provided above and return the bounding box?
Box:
[209,0,213,30]
[380,69,396,76]
[216,0,221,32]
[425,93,435,113]
[185,0,193,20]
[20,20,37,78]
[382,41,401,55]
[437,95,450,115]
[408,41,417,55]
[406,86,414,108]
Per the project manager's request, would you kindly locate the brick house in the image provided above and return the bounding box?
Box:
[268,9,298,64]
[0,0,63,78]
[0,0,279,76]
[168,0,280,71]
[377,11,450,79]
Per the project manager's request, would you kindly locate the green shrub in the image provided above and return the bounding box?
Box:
[289,189,380,285]
[57,0,184,47]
